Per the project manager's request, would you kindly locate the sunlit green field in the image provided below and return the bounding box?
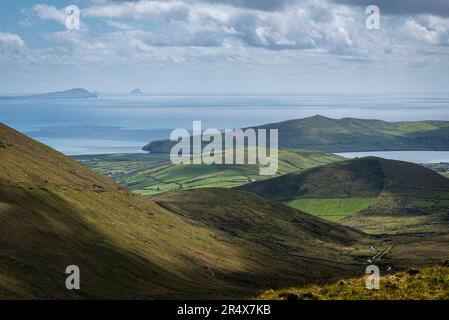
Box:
[73,150,343,195]
[287,198,377,221]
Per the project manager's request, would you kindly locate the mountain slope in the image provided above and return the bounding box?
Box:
[254,115,449,152]
[0,123,369,299]
[239,157,449,229]
[142,115,449,153]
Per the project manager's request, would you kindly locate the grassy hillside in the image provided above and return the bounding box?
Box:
[287,198,377,222]
[239,157,449,228]
[143,115,449,153]
[73,149,342,195]
[150,189,371,286]
[257,266,449,300]
[0,123,370,299]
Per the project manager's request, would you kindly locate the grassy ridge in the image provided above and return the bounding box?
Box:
[143,115,449,153]
[257,266,449,300]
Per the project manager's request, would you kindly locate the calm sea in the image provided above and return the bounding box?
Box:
[1,92,449,156]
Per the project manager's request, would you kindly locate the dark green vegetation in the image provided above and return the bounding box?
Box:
[143,115,449,153]
[73,150,341,195]
[258,266,449,300]
[239,157,449,231]
[0,123,373,299]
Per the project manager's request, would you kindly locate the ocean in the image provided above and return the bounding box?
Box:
[1,92,449,156]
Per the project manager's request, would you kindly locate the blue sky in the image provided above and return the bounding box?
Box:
[1,0,449,93]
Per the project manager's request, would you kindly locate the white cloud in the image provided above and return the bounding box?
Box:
[84,0,186,19]
[33,4,67,26]
[0,32,36,66]
[2,0,449,92]
[405,19,440,45]
[404,15,449,45]
[78,0,361,51]
[0,32,25,46]
[14,0,449,71]
[104,20,133,30]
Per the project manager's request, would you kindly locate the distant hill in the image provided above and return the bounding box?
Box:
[0,123,368,299]
[130,88,142,95]
[0,88,98,99]
[238,157,449,229]
[142,115,449,153]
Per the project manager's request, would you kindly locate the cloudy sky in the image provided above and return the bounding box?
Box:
[0,0,448,93]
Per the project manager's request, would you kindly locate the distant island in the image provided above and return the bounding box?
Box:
[130,88,142,95]
[0,88,98,99]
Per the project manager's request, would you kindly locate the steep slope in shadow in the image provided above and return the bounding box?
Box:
[0,188,178,299]
[152,189,369,288]
[0,123,370,299]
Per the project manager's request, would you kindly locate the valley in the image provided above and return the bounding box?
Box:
[0,123,372,299]
[2,119,449,300]
[2,0,449,303]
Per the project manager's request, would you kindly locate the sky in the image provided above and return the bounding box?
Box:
[0,0,449,93]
